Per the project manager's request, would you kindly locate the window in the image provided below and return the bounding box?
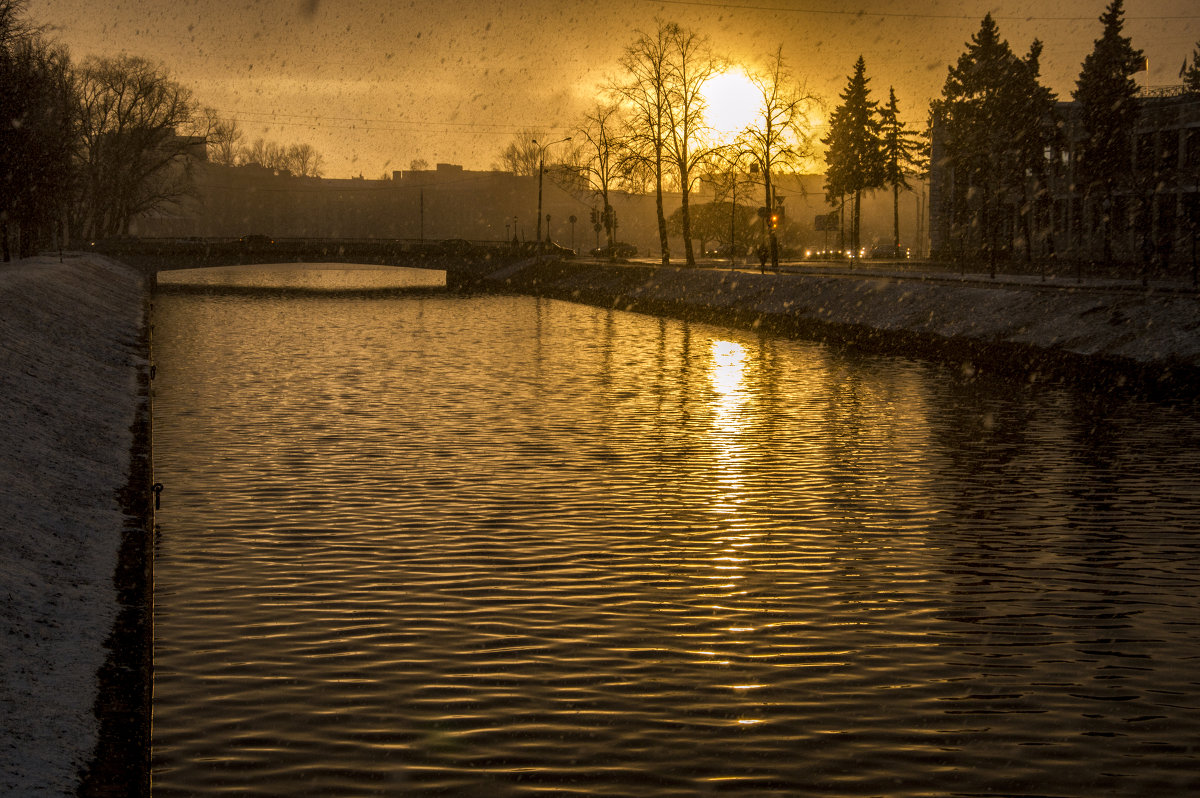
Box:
[1159,129,1179,172]
[1135,133,1155,172]
[1186,128,1200,169]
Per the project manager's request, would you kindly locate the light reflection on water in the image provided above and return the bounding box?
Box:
[151,266,1200,797]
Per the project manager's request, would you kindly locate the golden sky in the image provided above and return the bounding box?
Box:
[30,0,1200,178]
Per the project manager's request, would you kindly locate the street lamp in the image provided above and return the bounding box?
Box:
[533,136,571,244]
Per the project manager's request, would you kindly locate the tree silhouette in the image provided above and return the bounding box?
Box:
[1010,41,1059,262]
[198,107,242,167]
[878,87,924,250]
[823,56,883,259]
[0,0,74,257]
[661,22,721,266]
[1073,0,1144,261]
[739,46,816,270]
[71,55,198,238]
[1186,43,1200,93]
[615,22,674,265]
[493,128,546,176]
[574,101,626,252]
[933,15,1054,269]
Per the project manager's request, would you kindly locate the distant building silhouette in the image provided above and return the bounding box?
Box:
[132,158,926,258]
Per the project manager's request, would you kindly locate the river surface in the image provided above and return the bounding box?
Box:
[151,264,1200,797]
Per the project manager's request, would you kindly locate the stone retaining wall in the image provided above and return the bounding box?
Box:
[487,261,1200,395]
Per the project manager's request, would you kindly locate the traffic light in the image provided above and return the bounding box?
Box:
[589,208,598,225]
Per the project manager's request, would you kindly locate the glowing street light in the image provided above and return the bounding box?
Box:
[533,136,571,244]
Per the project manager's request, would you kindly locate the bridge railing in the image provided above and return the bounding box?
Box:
[83,236,573,276]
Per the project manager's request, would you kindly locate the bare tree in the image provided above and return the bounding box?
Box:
[662,23,722,266]
[238,137,324,177]
[740,47,819,269]
[697,147,758,258]
[573,101,628,251]
[0,0,30,41]
[286,142,324,177]
[198,107,242,166]
[493,127,546,176]
[71,55,198,238]
[0,1,75,256]
[241,137,289,172]
[614,21,674,265]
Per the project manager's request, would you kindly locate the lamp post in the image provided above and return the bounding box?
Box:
[533,136,571,244]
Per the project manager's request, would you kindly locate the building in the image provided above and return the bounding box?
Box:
[132,161,677,255]
[930,85,1200,270]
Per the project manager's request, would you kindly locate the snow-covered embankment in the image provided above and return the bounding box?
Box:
[1,255,147,795]
[491,261,1200,391]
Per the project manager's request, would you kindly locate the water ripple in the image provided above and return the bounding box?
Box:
[152,270,1200,796]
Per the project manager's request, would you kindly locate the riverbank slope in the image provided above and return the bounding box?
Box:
[1,254,147,796]
[487,260,1200,394]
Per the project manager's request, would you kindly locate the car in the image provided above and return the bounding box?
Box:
[590,242,638,258]
[803,248,848,260]
[541,241,576,258]
[869,244,910,259]
[704,244,745,259]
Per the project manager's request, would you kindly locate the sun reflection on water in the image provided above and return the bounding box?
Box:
[705,339,753,524]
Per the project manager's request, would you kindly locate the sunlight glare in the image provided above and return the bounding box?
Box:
[710,340,747,397]
[702,68,761,142]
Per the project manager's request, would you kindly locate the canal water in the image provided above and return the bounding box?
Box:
[151,265,1200,796]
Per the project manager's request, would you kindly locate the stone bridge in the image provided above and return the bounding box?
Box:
[90,237,553,289]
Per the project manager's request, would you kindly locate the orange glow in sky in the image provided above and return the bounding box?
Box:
[29,0,1200,177]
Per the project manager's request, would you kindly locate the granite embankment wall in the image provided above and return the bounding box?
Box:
[0,254,151,797]
[487,260,1200,395]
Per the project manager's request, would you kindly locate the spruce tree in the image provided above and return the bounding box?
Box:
[1073,0,1144,259]
[933,14,1054,268]
[822,56,883,258]
[1184,43,1200,93]
[878,87,923,250]
[1012,41,1060,261]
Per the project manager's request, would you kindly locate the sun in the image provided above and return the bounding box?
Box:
[702,68,762,142]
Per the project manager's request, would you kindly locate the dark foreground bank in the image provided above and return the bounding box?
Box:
[0,255,150,797]
[485,259,1200,397]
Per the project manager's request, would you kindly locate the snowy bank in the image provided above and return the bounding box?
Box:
[1,255,146,796]
[490,261,1200,393]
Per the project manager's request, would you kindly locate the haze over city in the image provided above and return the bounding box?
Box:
[29,0,1200,177]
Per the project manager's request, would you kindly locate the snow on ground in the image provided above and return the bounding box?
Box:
[1,254,144,796]
[501,260,1200,374]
